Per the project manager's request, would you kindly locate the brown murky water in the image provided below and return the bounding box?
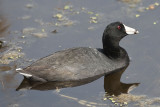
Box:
[1,0,160,107]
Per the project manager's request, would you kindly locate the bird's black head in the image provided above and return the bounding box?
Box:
[102,22,139,58]
[103,22,139,46]
[103,22,139,42]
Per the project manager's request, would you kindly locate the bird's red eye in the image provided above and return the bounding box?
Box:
[117,25,121,30]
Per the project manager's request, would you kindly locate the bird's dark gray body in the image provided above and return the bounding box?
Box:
[21,47,129,81]
[17,22,139,82]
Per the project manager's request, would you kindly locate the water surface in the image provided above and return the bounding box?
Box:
[1,0,160,106]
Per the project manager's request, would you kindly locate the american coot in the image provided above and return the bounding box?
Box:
[16,22,139,82]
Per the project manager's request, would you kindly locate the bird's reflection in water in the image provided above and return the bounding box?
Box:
[0,65,12,72]
[104,67,139,96]
[16,74,103,91]
[16,66,139,93]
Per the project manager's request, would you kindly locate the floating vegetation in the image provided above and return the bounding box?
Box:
[22,27,48,38]
[88,26,95,30]
[64,5,72,10]
[25,3,34,9]
[88,12,100,24]
[31,32,47,38]
[129,1,160,25]
[53,14,63,19]
[22,27,36,34]
[56,92,160,107]
[148,4,155,10]
[153,22,157,25]
[88,11,94,15]
[34,19,45,25]
[102,93,160,107]
[136,97,160,107]
[53,12,75,26]
[104,94,141,106]
[153,21,159,25]
[139,2,159,12]
[120,0,141,4]
[120,0,160,24]
[0,51,24,64]
[52,4,101,28]
[90,20,98,24]
[145,2,159,10]
[90,17,98,24]
[18,15,31,20]
[136,14,140,17]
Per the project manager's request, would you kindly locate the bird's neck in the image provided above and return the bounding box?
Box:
[103,39,125,59]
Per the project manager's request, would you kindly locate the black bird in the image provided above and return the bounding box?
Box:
[16,22,139,82]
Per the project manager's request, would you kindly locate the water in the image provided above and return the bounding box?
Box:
[1,0,160,106]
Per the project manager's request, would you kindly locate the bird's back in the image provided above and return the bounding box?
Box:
[21,47,128,81]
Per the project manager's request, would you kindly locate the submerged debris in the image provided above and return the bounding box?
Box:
[51,30,58,34]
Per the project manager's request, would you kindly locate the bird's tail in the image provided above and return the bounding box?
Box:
[16,68,32,77]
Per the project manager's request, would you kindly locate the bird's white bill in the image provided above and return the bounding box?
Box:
[123,24,139,34]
